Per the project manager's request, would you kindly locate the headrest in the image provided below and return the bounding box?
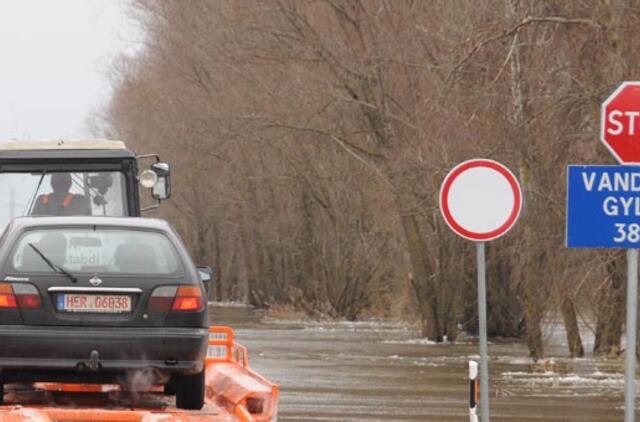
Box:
[114,243,157,273]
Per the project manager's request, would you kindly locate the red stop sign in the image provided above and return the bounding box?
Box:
[601,81,640,164]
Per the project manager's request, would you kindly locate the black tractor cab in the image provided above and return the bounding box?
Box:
[0,139,170,231]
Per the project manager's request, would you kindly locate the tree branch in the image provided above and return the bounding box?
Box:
[447,16,601,83]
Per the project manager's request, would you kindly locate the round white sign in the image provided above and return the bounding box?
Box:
[439,159,522,241]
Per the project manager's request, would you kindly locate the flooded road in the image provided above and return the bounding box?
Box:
[212,305,634,421]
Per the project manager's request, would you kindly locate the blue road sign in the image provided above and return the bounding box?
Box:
[567,165,640,248]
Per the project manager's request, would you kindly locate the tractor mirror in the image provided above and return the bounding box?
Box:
[151,162,171,200]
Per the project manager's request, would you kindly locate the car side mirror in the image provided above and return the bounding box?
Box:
[197,266,213,291]
[151,162,171,200]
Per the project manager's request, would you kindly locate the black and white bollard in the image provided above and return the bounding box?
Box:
[469,360,479,422]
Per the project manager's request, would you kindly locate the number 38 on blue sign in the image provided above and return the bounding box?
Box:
[567,165,640,248]
[614,223,640,243]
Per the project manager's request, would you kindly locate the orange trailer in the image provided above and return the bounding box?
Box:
[0,326,279,421]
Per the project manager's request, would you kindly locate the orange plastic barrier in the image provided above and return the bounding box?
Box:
[0,326,279,422]
[205,326,279,422]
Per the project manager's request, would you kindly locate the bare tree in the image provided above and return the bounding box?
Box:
[99,0,640,357]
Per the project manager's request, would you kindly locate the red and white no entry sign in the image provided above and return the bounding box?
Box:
[439,159,522,241]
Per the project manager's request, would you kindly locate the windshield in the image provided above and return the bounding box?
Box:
[0,172,128,231]
[10,228,182,275]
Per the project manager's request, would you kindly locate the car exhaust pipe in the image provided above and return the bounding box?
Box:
[88,350,100,372]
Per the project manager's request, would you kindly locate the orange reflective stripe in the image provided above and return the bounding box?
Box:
[62,193,74,208]
[474,379,479,406]
[41,194,73,207]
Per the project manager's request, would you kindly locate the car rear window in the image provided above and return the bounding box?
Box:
[9,228,183,276]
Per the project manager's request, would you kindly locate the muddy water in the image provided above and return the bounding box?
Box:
[211,305,635,421]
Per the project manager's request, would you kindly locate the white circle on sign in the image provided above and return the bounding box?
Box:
[447,167,514,233]
[439,159,522,241]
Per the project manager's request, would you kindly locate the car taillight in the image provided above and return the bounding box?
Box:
[171,286,204,312]
[0,283,17,309]
[148,286,178,312]
[12,283,41,309]
[0,283,41,309]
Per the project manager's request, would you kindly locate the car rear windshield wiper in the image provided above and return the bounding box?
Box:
[28,243,78,283]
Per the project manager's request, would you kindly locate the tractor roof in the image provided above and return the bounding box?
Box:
[0,139,127,151]
[0,139,135,160]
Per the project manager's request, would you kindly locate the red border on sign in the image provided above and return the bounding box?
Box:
[439,159,522,241]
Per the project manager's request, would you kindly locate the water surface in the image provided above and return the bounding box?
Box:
[212,306,634,421]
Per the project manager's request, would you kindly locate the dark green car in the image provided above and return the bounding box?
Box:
[0,216,208,409]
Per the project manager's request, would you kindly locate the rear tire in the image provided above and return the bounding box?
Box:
[0,380,4,405]
[175,370,204,410]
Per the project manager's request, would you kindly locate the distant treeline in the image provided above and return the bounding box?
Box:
[100,0,639,361]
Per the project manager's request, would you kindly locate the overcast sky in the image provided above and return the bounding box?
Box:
[0,0,140,141]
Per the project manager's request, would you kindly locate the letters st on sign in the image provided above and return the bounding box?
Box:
[566,165,640,248]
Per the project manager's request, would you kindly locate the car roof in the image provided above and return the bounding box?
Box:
[8,216,172,232]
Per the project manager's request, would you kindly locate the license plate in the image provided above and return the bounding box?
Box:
[57,294,132,313]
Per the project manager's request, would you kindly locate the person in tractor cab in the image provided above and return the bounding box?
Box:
[32,173,91,216]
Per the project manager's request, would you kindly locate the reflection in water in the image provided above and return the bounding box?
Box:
[210,305,633,421]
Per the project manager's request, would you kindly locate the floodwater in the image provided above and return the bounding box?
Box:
[211,305,635,421]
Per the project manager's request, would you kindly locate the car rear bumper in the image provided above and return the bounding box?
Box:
[0,325,208,382]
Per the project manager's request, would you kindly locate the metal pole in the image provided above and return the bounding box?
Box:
[626,248,638,422]
[477,241,490,422]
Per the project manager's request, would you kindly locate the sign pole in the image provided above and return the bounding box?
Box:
[440,159,521,422]
[626,248,638,422]
[477,241,490,422]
